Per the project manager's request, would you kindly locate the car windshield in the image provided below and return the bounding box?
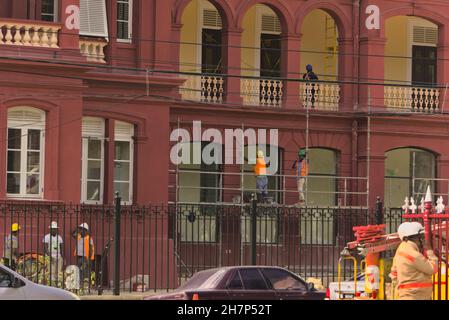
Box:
[177,269,226,290]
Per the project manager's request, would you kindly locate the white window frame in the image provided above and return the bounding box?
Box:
[407,19,438,84]
[41,0,59,22]
[114,121,134,205]
[81,117,105,204]
[255,5,281,78]
[6,107,45,199]
[117,0,133,43]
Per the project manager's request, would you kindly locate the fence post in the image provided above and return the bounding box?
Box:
[114,192,121,296]
[375,196,383,225]
[251,193,257,266]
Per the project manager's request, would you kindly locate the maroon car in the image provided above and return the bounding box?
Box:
[144,266,325,300]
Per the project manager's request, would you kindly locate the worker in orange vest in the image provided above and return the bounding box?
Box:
[254,150,268,202]
[292,149,309,205]
[390,222,438,300]
[72,223,95,287]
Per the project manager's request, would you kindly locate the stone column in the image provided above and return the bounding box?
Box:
[281,33,301,110]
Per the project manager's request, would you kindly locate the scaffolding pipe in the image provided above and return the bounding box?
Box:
[367,88,371,209]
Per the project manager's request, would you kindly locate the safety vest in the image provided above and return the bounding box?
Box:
[254,158,267,176]
[74,234,95,260]
[298,160,309,177]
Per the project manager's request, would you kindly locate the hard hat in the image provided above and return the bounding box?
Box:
[79,223,89,231]
[11,223,20,232]
[257,150,264,158]
[306,64,313,71]
[49,221,59,229]
[298,149,307,157]
[397,222,424,241]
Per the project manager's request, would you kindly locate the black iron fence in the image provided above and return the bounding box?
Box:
[0,199,407,295]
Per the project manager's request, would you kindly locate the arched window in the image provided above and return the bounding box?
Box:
[81,117,105,204]
[177,141,223,243]
[385,148,436,208]
[307,148,338,206]
[7,107,46,198]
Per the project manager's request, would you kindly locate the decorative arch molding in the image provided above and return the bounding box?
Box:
[295,1,351,39]
[235,0,295,34]
[384,146,440,158]
[3,98,59,113]
[381,5,449,37]
[173,0,235,29]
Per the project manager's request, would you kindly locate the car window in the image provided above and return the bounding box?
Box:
[262,269,307,291]
[227,271,243,290]
[239,269,268,290]
[0,268,13,288]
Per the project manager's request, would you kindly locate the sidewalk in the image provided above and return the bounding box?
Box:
[80,290,169,300]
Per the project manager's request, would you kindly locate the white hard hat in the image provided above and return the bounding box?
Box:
[397,222,424,241]
[49,221,58,229]
[79,223,89,231]
[257,150,264,158]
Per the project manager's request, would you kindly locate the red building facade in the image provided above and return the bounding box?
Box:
[1,0,449,209]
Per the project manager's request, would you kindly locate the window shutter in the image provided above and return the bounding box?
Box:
[115,121,134,140]
[8,108,45,129]
[80,0,109,38]
[261,14,281,34]
[82,117,105,138]
[203,9,222,29]
[413,26,437,45]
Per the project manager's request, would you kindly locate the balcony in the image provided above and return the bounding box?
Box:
[384,86,440,113]
[180,74,224,103]
[241,79,283,107]
[300,83,340,111]
[79,37,108,64]
[0,19,61,48]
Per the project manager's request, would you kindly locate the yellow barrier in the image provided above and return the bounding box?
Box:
[338,256,358,300]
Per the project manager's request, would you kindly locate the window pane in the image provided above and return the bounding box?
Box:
[87,181,101,201]
[239,269,268,290]
[262,269,306,291]
[114,182,129,202]
[7,173,20,194]
[115,141,130,160]
[88,140,101,159]
[27,130,41,150]
[7,151,21,172]
[27,152,40,173]
[8,129,21,150]
[87,160,101,180]
[114,162,130,181]
[117,2,129,21]
[26,174,40,194]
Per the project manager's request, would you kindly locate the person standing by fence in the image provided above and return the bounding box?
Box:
[73,223,95,289]
[43,221,64,287]
[292,149,309,205]
[2,223,20,270]
[254,150,268,203]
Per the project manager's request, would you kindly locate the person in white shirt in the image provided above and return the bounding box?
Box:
[43,221,64,286]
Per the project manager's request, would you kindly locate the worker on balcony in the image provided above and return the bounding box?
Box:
[303,64,319,108]
[254,150,268,203]
[390,222,438,300]
[292,149,309,205]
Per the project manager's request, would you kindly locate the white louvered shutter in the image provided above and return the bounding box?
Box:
[203,9,222,29]
[80,0,109,38]
[261,14,281,34]
[115,121,134,140]
[82,117,105,138]
[8,108,45,129]
[413,26,438,45]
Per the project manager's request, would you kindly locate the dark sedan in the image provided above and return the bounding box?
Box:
[144,266,325,300]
